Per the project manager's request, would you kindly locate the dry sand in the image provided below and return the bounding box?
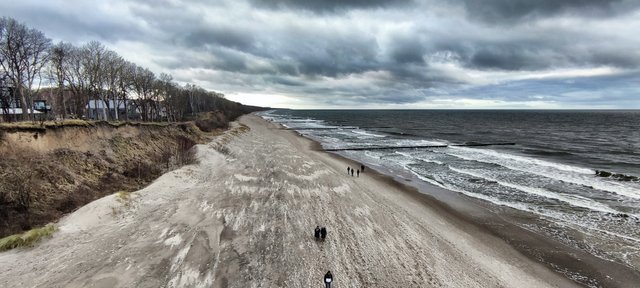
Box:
[0,115,579,287]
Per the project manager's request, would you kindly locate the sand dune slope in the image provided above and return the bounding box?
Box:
[0,115,577,288]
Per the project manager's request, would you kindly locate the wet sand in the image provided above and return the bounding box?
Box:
[0,114,612,287]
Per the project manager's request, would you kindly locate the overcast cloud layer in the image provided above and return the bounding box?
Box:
[2,0,639,108]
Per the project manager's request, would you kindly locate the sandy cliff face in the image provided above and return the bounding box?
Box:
[0,122,204,237]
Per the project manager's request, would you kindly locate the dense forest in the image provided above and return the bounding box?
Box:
[0,17,264,124]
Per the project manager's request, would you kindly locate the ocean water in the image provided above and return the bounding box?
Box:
[259,109,640,271]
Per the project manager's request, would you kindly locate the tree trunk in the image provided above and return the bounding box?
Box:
[58,85,66,119]
[18,86,29,121]
[124,99,129,121]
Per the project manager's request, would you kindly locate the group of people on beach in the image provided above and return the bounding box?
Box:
[313,227,331,286]
[315,164,365,287]
[314,226,327,241]
[347,164,365,177]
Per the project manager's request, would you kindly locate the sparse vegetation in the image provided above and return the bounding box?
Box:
[0,168,35,213]
[0,224,56,252]
[112,191,138,216]
[0,122,207,238]
[116,191,131,204]
[231,123,251,136]
[195,111,229,132]
[211,143,231,155]
[175,136,197,165]
[208,124,250,156]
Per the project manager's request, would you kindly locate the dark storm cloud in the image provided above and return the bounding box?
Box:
[468,45,560,71]
[464,42,640,71]
[264,76,305,87]
[458,0,639,23]
[250,0,412,12]
[166,20,381,78]
[388,34,426,64]
[182,26,255,51]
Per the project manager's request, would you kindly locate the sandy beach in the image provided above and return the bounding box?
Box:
[0,115,581,287]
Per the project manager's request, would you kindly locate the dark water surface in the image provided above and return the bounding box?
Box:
[259,109,640,282]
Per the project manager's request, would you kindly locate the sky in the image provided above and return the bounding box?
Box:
[2,0,639,109]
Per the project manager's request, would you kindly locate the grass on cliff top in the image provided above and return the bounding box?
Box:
[0,120,179,132]
[0,119,92,130]
[0,224,57,252]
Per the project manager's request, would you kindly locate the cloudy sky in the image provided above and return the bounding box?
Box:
[2,0,639,109]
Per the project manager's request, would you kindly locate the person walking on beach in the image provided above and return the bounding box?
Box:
[320,227,327,241]
[351,169,354,177]
[357,169,360,177]
[314,226,321,241]
[361,164,365,172]
[324,271,333,288]
[347,167,351,175]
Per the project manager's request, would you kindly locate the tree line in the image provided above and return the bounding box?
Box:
[0,17,262,122]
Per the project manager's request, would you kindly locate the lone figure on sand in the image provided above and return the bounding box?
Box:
[361,164,365,172]
[320,227,327,241]
[324,271,333,288]
[314,226,321,241]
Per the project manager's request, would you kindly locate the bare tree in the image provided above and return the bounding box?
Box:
[48,41,72,118]
[0,19,4,75]
[82,41,109,120]
[0,19,11,121]
[64,45,90,118]
[105,53,125,120]
[100,49,124,120]
[2,168,35,212]
[118,61,137,121]
[131,66,155,121]
[156,73,175,122]
[0,17,51,120]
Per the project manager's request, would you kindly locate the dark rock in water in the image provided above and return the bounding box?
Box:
[614,213,630,218]
[595,170,639,182]
[595,170,612,177]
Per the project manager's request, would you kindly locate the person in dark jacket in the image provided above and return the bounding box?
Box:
[361,164,365,172]
[314,226,321,241]
[324,271,333,288]
[357,169,360,177]
[347,167,351,175]
[320,227,327,241]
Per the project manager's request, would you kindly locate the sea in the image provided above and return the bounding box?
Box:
[258,109,640,276]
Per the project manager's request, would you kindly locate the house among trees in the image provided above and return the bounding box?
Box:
[86,99,141,120]
[0,80,42,121]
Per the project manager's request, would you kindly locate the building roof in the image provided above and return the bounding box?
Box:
[86,99,130,109]
[0,108,43,115]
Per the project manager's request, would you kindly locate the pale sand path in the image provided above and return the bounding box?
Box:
[0,115,578,287]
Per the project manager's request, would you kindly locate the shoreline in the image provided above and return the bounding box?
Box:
[280,115,640,287]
